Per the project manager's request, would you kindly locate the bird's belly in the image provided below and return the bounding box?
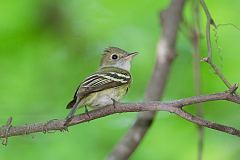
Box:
[83,85,128,108]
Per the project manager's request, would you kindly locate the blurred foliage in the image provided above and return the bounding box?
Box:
[0,0,240,159]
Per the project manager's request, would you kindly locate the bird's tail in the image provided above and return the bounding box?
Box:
[65,98,81,124]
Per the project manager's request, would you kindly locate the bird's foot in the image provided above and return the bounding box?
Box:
[85,106,90,118]
[111,98,118,108]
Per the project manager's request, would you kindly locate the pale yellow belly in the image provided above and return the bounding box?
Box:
[80,85,129,108]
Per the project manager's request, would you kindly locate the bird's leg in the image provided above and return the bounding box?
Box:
[85,106,90,118]
[111,98,118,108]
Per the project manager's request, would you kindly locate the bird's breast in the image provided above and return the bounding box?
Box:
[82,85,129,108]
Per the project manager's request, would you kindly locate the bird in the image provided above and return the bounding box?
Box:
[65,47,138,124]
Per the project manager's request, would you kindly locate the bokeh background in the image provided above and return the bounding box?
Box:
[0,0,240,159]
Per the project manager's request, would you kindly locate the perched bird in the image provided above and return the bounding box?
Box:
[65,47,138,123]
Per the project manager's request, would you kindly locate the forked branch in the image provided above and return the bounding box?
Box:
[200,0,233,89]
[1,86,240,143]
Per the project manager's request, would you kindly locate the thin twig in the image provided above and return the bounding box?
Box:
[1,117,13,146]
[200,0,233,90]
[217,23,240,32]
[193,25,205,160]
[191,1,204,160]
[202,58,232,89]
[200,0,216,59]
[199,0,217,28]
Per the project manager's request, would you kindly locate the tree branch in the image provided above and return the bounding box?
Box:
[108,0,186,159]
[1,88,240,141]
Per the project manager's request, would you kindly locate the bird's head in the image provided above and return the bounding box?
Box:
[100,47,138,71]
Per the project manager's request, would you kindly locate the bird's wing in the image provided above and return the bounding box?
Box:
[66,68,131,109]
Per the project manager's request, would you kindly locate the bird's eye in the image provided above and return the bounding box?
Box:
[111,54,118,60]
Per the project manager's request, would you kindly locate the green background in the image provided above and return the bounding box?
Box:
[0,0,239,159]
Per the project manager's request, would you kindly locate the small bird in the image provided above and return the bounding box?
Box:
[65,47,138,123]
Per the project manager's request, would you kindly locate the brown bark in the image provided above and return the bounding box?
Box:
[1,88,240,142]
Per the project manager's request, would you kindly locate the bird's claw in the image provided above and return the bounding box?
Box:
[85,106,91,118]
[111,98,118,108]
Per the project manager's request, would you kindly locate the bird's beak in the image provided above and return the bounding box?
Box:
[124,52,139,60]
